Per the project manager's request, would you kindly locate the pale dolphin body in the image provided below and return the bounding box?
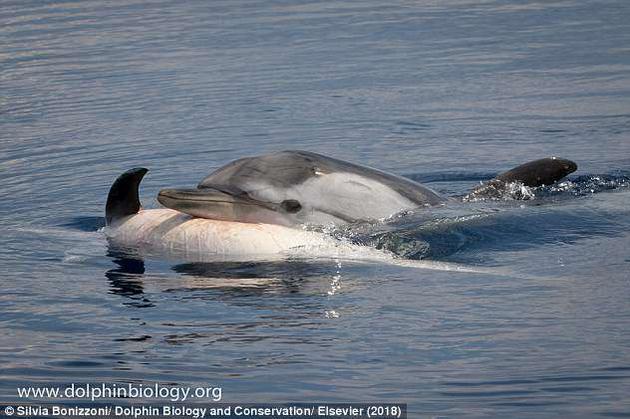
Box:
[106,208,346,260]
[105,208,497,273]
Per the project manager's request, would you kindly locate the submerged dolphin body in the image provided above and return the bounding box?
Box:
[157,150,577,227]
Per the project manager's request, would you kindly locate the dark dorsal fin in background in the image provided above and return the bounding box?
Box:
[106,168,148,225]
[468,157,577,198]
[494,157,577,187]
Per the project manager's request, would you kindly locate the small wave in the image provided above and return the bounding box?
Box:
[463,172,630,203]
[544,173,630,197]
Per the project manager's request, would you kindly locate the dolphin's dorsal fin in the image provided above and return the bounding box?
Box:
[106,168,148,225]
[493,157,577,187]
[467,157,577,198]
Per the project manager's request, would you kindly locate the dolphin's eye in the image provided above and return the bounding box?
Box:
[280,199,302,213]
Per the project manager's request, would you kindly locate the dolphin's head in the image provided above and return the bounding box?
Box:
[156,150,445,226]
[157,185,304,226]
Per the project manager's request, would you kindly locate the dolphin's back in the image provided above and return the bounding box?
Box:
[199,150,445,207]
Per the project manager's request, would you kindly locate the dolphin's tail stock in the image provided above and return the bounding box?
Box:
[467,157,577,199]
[105,168,149,225]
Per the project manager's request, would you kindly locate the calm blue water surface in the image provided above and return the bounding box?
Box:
[2,0,630,417]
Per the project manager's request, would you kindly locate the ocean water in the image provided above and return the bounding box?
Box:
[2,0,630,417]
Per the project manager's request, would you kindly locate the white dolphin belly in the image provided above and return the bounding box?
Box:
[104,208,347,260]
[103,208,500,275]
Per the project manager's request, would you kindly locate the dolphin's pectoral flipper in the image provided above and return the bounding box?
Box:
[106,168,148,225]
[467,157,577,199]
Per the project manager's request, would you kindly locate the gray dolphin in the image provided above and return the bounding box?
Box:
[155,151,577,227]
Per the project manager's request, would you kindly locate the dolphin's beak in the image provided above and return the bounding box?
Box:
[157,187,280,222]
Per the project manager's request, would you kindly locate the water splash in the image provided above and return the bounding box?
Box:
[463,180,536,202]
[344,172,630,261]
[544,174,630,197]
[463,172,630,202]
